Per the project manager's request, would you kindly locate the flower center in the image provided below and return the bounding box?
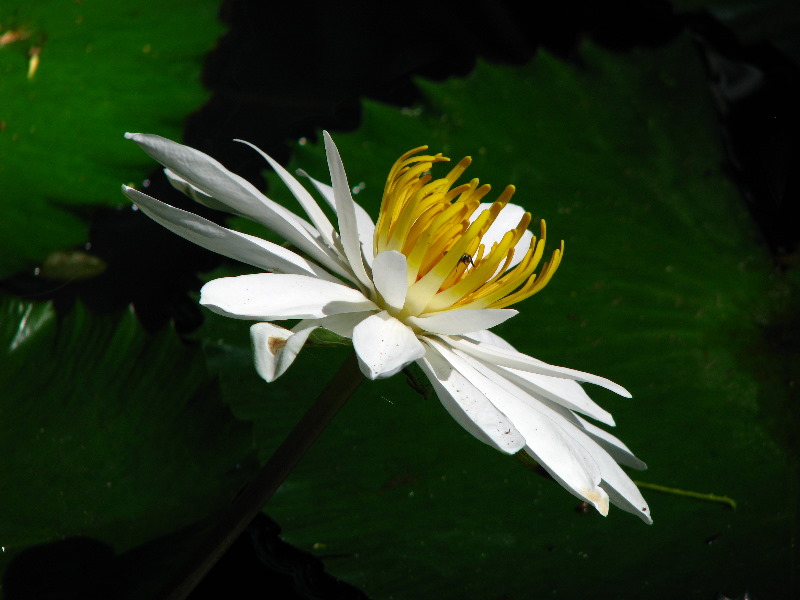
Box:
[374,146,564,318]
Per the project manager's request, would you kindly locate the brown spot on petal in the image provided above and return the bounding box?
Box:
[583,489,609,516]
[267,336,288,355]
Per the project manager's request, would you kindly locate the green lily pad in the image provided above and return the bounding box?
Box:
[0,295,256,595]
[206,36,796,599]
[0,0,222,278]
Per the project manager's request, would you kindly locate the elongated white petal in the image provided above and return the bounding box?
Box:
[470,203,534,270]
[235,140,339,251]
[573,414,647,470]
[461,333,621,426]
[602,477,652,524]
[316,311,373,338]
[298,170,376,266]
[493,366,615,426]
[251,321,318,382]
[409,309,517,335]
[322,132,374,289]
[463,329,517,351]
[200,273,376,320]
[352,311,425,379]
[445,340,649,520]
[566,427,652,523]
[126,133,352,281]
[163,168,230,212]
[371,251,408,311]
[418,344,526,454]
[518,385,650,521]
[123,186,340,282]
[443,336,632,398]
[514,388,645,471]
[297,172,335,210]
[428,339,608,513]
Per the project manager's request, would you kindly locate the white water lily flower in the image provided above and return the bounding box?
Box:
[122,131,651,523]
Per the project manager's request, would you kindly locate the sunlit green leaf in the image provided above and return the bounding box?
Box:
[0,0,222,278]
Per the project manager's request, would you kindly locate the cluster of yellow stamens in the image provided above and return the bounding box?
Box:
[374,146,564,318]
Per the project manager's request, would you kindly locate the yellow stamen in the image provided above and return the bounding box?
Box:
[374,147,563,317]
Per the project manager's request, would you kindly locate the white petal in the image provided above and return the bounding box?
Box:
[322,132,374,289]
[297,172,336,210]
[125,133,352,282]
[603,478,653,524]
[163,168,230,213]
[450,341,650,521]
[481,371,648,515]
[462,332,624,424]
[573,414,647,470]
[408,309,517,335]
[298,170,376,267]
[251,321,318,382]
[417,344,526,454]
[471,203,534,270]
[235,140,338,251]
[444,335,632,398]
[463,329,518,351]
[123,186,339,282]
[200,273,376,320]
[566,427,652,523]
[494,367,616,426]
[371,251,408,311]
[428,339,608,512]
[317,311,373,338]
[352,311,425,379]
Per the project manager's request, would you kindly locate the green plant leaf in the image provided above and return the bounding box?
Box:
[0,0,222,278]
[0,295,256,596]
[210,36,797,599]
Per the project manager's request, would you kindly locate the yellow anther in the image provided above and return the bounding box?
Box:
[374,146,563,317]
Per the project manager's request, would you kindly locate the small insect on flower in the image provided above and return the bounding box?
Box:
[458,253,474,267]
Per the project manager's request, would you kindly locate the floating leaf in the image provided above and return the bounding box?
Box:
[0,0,223,278]
[0,295,256,596]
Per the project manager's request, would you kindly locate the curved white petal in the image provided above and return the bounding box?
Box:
[352,311,425,379]
[298,169,376,266]
[371,251,408,311]
[428,338,608,513]
[163,168,232,213]
[200,273,376,320]
[573,414,647,470]
[235,140,338,252]
[565,426,652,523]
[493,367,615,427]
[463,329,517,351]
[316,311,373,338]
[322,131,374,289]
[462,332,616,425]
[251,321,318,382]
[409,309,517,335]
[123,186,339,282]
[443,335,632,398]
[125,133,353,282]
[470,203,534,270]
[602,477,652,524]
[418,343,526,454]
[442,340,650,520]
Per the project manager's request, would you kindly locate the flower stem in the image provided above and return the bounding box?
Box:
[633,480,737,510]
[162,351,364,600]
